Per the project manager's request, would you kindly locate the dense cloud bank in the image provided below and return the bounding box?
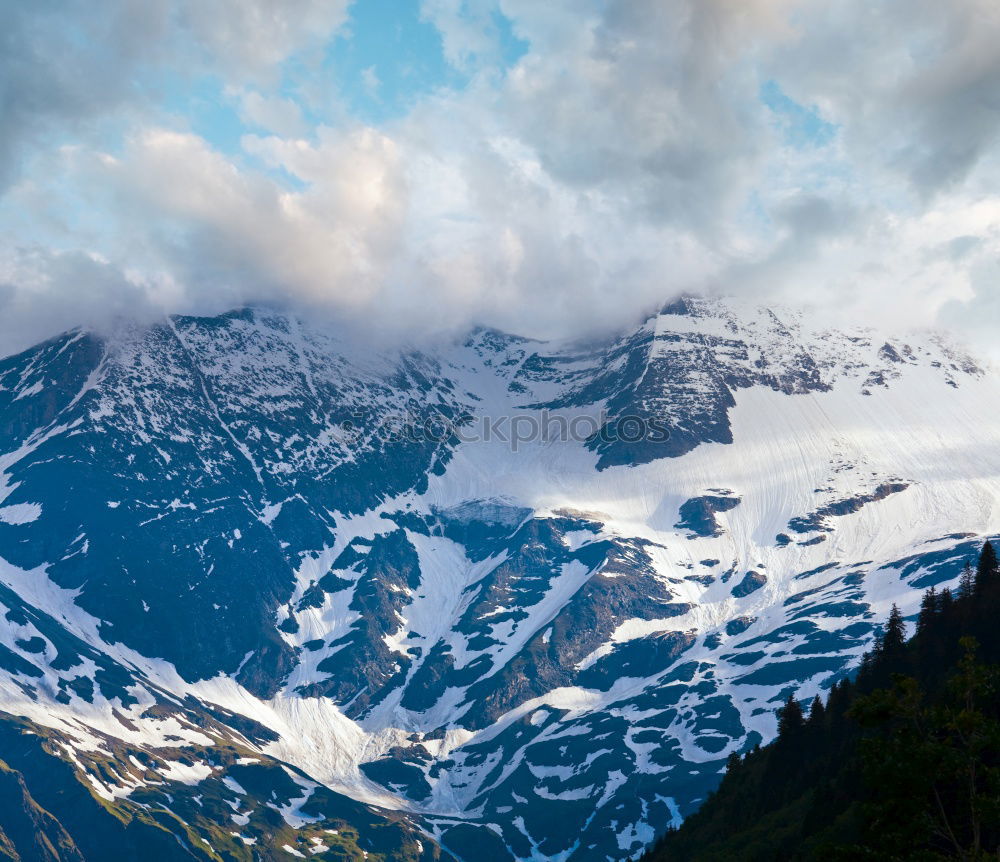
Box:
[0,0,998,355]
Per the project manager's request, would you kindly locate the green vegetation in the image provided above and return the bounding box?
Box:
[0,711,445,860]
[643,540,1000,861]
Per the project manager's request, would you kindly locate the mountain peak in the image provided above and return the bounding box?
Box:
[0,299,998,859]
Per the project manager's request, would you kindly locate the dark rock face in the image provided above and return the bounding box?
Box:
[788,483,911,534]
[0,312,477,697]
[0,299,989,861]
[726,616,756,636]
[675,494,741,537]
[577,630,697,688]
[0,758,85,862]
[732,571,768,598]
[529,325,741,469]
[360,747,434,800]
[298,529,421,715]
[290,512,695,730]
[0,712,449,861]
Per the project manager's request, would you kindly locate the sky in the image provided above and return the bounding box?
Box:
[1,0,999,356]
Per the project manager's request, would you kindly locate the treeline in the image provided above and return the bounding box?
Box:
[642,541,1000,861]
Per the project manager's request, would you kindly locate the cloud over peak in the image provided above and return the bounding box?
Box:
[0,0,998,356]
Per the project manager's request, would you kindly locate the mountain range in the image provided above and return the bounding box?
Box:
[0,296,998,860]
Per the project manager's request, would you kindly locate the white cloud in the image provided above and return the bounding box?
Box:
[420,0,516,72]
[228,88,308,137]
[0,0,350,191]
[99,126,408,309]
[0,247,166,355]
[1,0,999,357]
[174,0,350,82]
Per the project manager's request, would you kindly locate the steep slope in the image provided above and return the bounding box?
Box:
[0,709,445,861]
[641,544,1000,861]
[0,297,998,859]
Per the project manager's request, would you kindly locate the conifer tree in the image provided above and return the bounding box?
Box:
[959,560,975,598]
[777,694,804,737]
[642,541,1000,862]
[975,539,999,597]
[939,586,954,612]
[917,586,938,634]
[826,678,853,723]
[857,649,875,683]
[881,604,906,656]
[806,694,825,728]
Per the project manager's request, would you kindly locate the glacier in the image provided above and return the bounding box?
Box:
[0,297,998,860]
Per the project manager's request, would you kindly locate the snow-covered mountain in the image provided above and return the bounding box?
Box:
[1,297,998,860]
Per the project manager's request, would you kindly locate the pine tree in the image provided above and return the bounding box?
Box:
[975,540,999,597]
[644,536,1000,862]
[881,604,906,656]
[959,561,975,598]
[857,648,875,684]
[645,559,1000,861]
[939,587,955,612]
[917,586,938,634]
[851,638,1000,859]
[777,694,805,737]
[806,694,825,728]
[827,678,853,723]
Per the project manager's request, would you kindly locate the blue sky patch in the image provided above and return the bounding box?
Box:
[760,80,837,149]
[325,0,464,123]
